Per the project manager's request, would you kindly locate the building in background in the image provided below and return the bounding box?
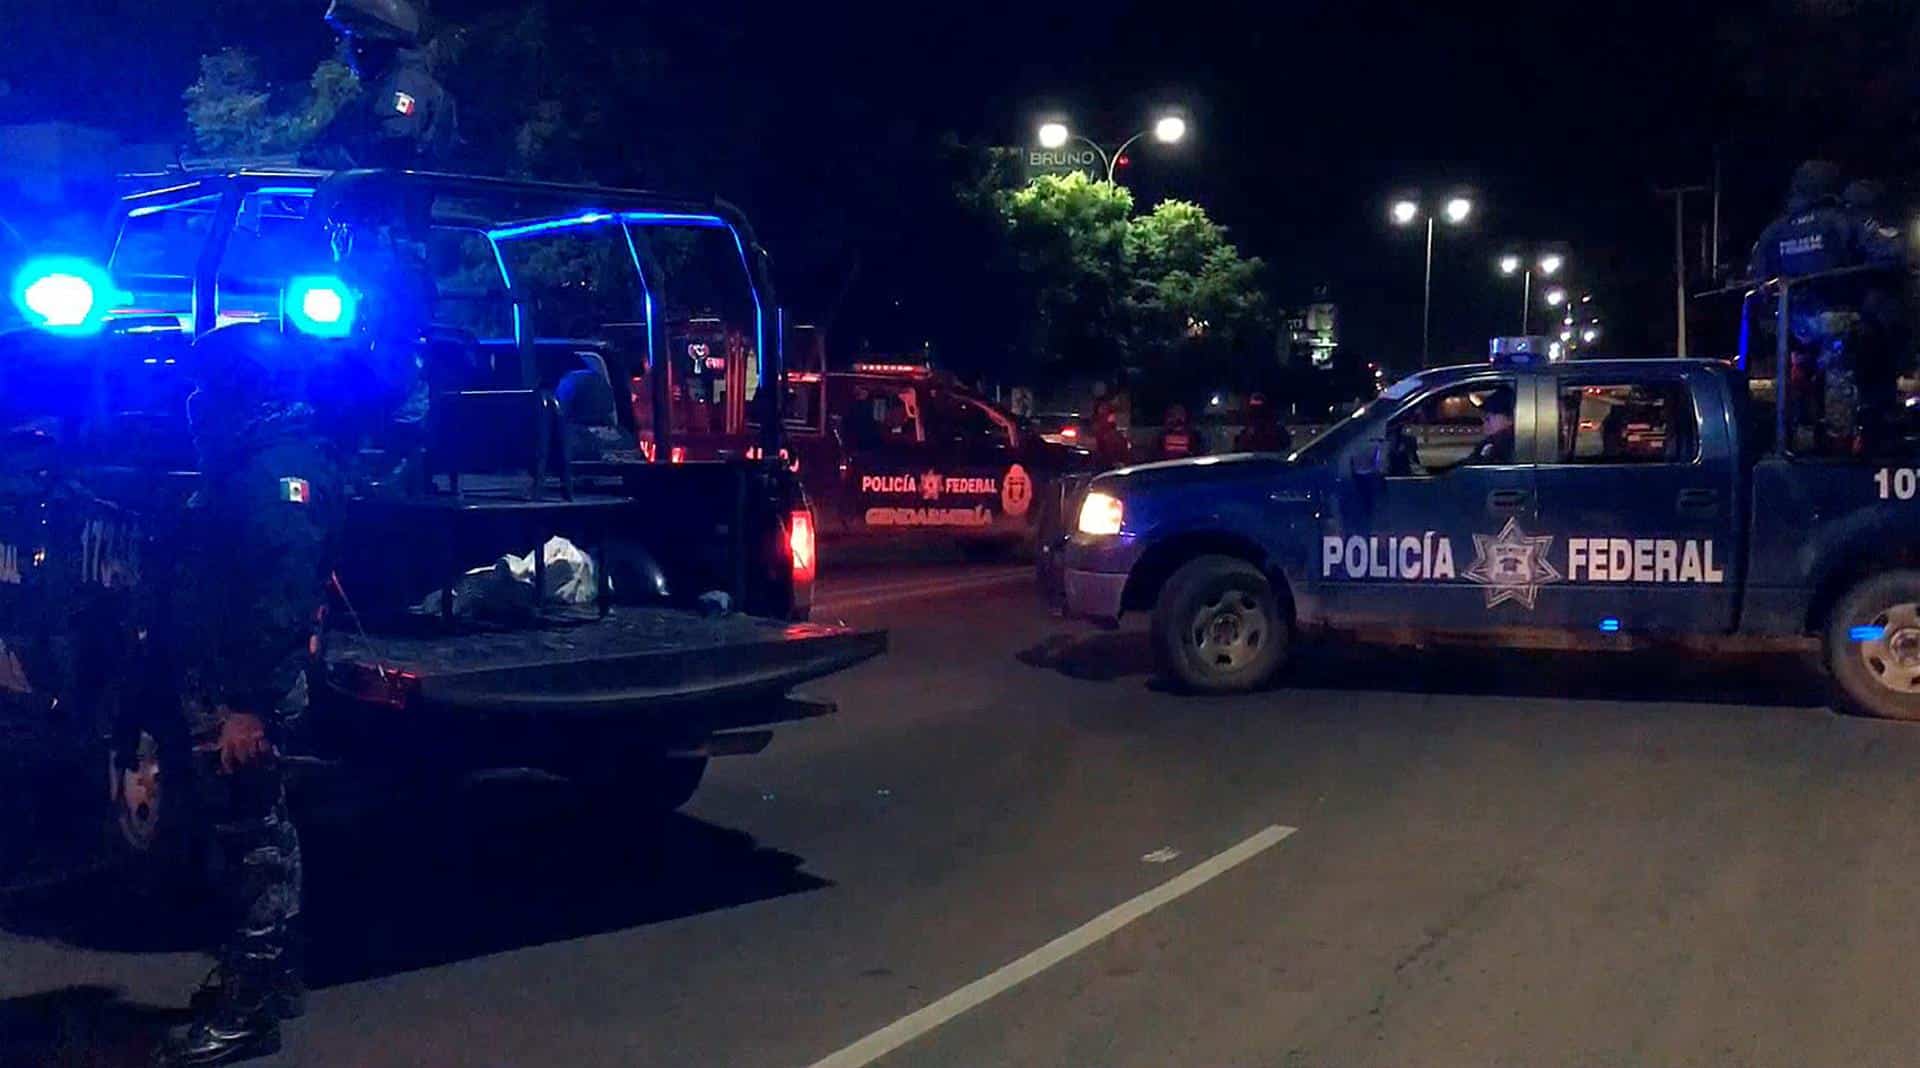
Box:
[1281,284,1340,370]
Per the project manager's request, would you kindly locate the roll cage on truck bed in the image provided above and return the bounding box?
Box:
[0,167,883,884]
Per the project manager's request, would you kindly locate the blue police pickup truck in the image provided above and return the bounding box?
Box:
[1050,354,1920,719]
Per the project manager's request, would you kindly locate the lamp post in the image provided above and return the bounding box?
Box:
[1391,194,1473,366]
[1497,250,1563,334]
[1038,113,1188,184]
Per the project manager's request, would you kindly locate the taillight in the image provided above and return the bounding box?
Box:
[789,509,817,586]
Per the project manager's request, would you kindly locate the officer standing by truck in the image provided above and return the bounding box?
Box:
[158,325,341,1066]
[1841,179,1914,449]
[323,0,457,168]
[1747,161,1863,451]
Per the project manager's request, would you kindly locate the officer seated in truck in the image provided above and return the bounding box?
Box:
[1463,386,1517,465]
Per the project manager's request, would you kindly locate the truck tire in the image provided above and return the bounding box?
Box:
[1826,569,1920,720]
[1151,555,1287,694]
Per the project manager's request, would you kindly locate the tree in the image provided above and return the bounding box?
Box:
[998,173,1135,377]
[183,48,360,158]
[1124,199,1273,384]
[993,175,1273,400]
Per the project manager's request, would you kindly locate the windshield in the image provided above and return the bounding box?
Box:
[1287,372,1424,461]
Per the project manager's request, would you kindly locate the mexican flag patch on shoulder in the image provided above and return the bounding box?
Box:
[279,477,311,504]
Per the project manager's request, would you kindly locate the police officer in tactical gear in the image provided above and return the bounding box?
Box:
[157,324,340,1066]
[323,0,457,168]
[1842,178,1914,449]
[1748,161,1865,451]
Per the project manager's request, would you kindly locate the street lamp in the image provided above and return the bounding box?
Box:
[1496,250,1566,334]
[1544,285,1568,307]
[1037,112,1190,184]
[1391,193,1474,367]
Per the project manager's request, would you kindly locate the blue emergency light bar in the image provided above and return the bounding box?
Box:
[283,275,357,338]
[10,256,127,334]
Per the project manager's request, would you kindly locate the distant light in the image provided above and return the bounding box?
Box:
[1548,341,1564,360]
[1560,329,1573,342]
[1391,199,1419,225]
[1851,625,1887,642]
[1545,286,1568,306]
[1153,115,1187,144]
[1598,617,1621,633]
[1498,254,1521,275]
[1037,122,1070,149]
[1539,253,1565,275]
[1210,393,1223,407]
[1579,292,1592,303]
[1582,328,1599,343]
[1442,196,1472,224]
[284,275,357,338]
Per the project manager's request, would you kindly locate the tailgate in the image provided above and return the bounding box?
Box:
[325,606,885,721]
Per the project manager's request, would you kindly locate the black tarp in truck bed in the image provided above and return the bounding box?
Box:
[324,605,886,720]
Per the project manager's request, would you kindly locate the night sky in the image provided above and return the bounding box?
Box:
[1,1,1906,374]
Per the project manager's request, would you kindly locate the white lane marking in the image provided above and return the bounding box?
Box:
[815,569,1029,612]
[1140,847,1181,864]
[806,824,1297,1068]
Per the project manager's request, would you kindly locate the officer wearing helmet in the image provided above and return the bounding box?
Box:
[156,324,340,1065]
[1842,178,1914,448]
[323,0,457,168]
[1748,161,1867,451]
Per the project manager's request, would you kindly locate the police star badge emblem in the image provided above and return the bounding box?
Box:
[1463,517,1560,609]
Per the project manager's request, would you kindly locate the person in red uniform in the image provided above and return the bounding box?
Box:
[1090,398,1131,469]
[1232,393,1293,453]
[1156,404,1201,460]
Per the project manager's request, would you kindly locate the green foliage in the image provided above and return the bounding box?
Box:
[994,175,1273,390]
[183,48,361,157]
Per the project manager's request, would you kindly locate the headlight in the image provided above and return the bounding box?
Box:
[1077,491,1124,535]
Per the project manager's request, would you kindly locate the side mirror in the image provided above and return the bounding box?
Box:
[1350,439,1385,477]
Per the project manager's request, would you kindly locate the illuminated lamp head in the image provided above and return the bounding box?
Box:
[10,256,125,334]
[284,275,358,338]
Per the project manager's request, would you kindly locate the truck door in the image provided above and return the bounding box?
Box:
[832,378,939,534]
[1319,373,1541,628]
[1529,373,1740,632]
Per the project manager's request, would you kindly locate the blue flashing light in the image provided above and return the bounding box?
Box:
[1850,625,1887,642]
[11,256,126,334]
[1597,617,1622,633]
[284,275,357,338]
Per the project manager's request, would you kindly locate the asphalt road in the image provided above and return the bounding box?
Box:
[10,557,1920,1066]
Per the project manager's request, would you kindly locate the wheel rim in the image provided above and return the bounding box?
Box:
[1189,588,1268,673]
[1856,602,1920,695]
[112,731,163,852]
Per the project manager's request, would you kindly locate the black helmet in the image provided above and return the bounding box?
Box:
[1844,179,1885,211]
[325,0,421,45]
[1788,160,1842,204]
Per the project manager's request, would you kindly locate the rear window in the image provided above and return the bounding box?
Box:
[1557,382,1698,464]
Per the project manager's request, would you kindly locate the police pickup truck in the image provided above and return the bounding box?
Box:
[0,168,885,884]
[1052,351,1920,720]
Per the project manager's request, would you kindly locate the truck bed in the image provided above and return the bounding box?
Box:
[324,605,885,719]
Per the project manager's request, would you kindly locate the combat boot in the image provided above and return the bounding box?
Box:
[156,943,283,1066]
[189,933,305,1020]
